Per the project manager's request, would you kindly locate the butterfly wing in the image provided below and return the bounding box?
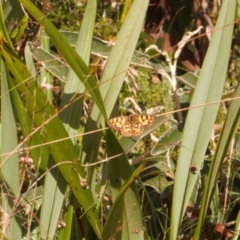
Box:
[120,120,133,136]
[107,116,128,130]
[108,115,156,137]
[131,122,143,136]
[137,115,156,126]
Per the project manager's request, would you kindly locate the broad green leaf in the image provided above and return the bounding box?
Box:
[30,34,167,87]
[30,46,68,81]
[151,123,182,155]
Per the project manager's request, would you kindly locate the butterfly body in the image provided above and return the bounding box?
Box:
[108,115,156,137]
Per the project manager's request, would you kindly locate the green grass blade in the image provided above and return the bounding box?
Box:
[103,130,145,239]
[7,77,50,170]
[82,0,150,165]
[40,2,97,238]
[24,44,37,79]
[58,204,73,240]
[194,80,240,237]
[1,63,22,239]
[0,33,102,237]
[19,0,107,119]
[170,1,236,239]
[232,209,240,240]
[59,0,97,143]
[94,0,150,119]
[40,159,65,239]
[39,36,53,103]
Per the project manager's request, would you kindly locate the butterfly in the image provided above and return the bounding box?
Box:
[107,115,156,137]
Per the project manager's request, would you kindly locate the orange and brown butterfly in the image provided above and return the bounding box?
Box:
[107,115,156,137]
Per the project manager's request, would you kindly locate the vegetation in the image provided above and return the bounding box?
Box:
[1,0,240,239]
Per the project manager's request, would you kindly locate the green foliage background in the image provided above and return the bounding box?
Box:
[1,0,240,240]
